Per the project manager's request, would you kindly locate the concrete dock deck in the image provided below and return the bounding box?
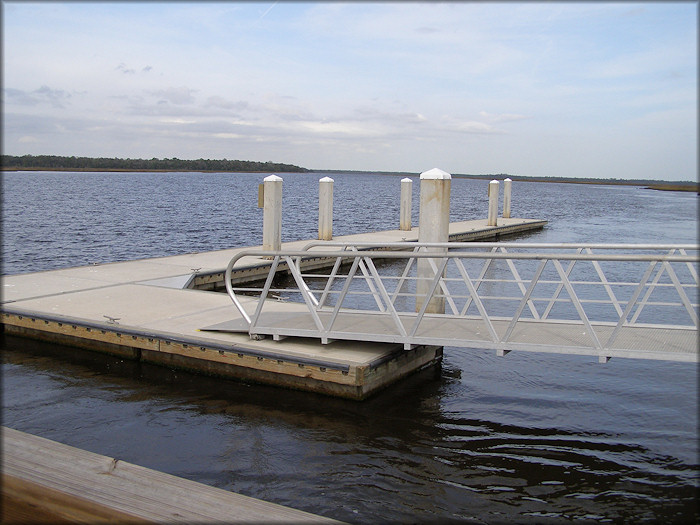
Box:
[1,218,546,399]
[1,426,342,523]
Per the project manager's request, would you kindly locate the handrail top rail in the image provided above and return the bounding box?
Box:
[302,240,700,251]
[225,248,700,276]
[223,244,700,324]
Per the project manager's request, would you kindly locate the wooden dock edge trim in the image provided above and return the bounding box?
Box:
[1,314,391,396]
[156,336,352,372]
[2,427,342,523]
[139,348,367,399]
[2,322,366,398]
[1,309,167,348]
[449,220,547,241]
[195,258,295,289]
[147,342,357,384]
[0,310,351,371]
[2,472,151,524]
[2,322,144,360]
[194,254,382,290]
[0,319,358,380]
[1,318,444,399]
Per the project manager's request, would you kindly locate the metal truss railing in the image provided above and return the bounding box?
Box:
[224,242,699,361]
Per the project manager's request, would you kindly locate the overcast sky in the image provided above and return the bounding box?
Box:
[2,1,697,180]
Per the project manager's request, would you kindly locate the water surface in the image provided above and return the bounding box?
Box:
[2,171,698,523]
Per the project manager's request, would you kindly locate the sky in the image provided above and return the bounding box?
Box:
[2,1,697,181]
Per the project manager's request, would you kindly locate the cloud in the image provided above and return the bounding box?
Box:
[205,96,250,112]
[148,87,197,105]
[439,117,500,135]
[34,86,72,108]
[3,86,71,108]
[293,120,385,137]
[116,63,136,74]
[479,111,530,124]
[350,106,427,126]
[117,63,155,75]
[3,88,41,106]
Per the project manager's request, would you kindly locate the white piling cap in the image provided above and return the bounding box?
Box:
[319,176,334,182]
[504,178,512,182]
[490,179,499,184]
[401,177,413,183]
[264,174,283,182]
[420,168,451,180]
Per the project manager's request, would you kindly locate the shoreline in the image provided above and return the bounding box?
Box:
[2,166,697,192]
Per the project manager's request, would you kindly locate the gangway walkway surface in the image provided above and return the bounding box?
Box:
[206,242,699,363]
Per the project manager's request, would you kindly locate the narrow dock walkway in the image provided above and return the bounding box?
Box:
[1,426,341,523]
[1,218,545,399]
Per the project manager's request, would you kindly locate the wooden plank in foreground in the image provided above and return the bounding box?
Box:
[1,427,341,524]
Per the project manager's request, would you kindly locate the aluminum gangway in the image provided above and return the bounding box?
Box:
[206,242,699,363]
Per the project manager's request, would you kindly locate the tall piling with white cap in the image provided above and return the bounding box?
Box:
[262,174,283,252]
[318,176,334,240]
[503,178,512,219]
[400,177,413,231]
[487,179,499,226]
[417,168,451,314]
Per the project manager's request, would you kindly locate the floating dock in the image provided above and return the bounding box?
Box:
[1,426,341,523]
[1,218,546,400]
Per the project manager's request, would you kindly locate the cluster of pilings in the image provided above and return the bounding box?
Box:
[259,169,513,251]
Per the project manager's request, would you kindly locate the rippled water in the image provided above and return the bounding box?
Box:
[1,171,698,523]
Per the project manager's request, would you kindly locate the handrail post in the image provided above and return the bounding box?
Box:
[417,168,451,313]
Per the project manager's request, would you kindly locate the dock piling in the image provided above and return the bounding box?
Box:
[503,178,512,218]
[417,168,451,314]
[318,177,334,240]
[262,175,283,252]
[400,178,413,231]
[488,180,499,226]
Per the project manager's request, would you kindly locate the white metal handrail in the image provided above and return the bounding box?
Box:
[223,243,699,362]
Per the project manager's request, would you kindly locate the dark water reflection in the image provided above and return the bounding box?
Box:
[2,335,697,523]
[1,171,698,523]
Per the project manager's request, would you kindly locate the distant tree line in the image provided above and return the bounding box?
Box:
[1,155,309,173]
[452,173,696,187]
